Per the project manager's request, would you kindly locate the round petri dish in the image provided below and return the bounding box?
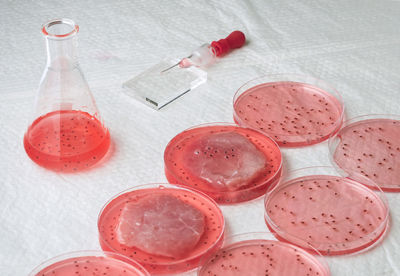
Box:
[28,250,149,276]
[164,123,282,204]
[98,183,225,275]
[264,166,389,256]
[329,114,400,192]
[198,232,330,276]
[233,74,344,147]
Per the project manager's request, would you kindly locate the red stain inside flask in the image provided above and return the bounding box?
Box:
[24,110,110,172]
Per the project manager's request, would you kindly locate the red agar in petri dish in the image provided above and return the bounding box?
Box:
[198,232,330,276]
[233,74,344,147]
[28,251,149,276]
[24,110,110,172]
[164,123,282,204]
[264,166,389,256]
[98,184,225,275]
[330,114,400,192]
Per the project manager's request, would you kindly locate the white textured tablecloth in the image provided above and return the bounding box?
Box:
[1,0,400,275]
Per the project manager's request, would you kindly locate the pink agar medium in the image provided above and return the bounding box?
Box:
[98,184,224,275]
[164,124,282,204]
[265,169,389,255]
[331,116,400,192]
[198,234,329,276]
[29,251,149,276]
[233,79,343,147]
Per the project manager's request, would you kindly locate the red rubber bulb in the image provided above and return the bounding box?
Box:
[211,30,246,57]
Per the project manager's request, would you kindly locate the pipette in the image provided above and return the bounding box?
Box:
[123,31,246,110]
[161,31,246,72]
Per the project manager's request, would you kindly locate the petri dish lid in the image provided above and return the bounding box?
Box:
[97,183,225,275]
[233,74,344,147]
[264,166,389,256]
[28,250,150,276]
[163,123,283,204]
[197,232,330,276]
[329,114,400,192]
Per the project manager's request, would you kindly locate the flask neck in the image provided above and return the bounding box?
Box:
[46,36,78,67]
[42,19,80,69]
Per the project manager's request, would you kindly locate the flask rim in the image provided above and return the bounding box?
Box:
[42,18,79,39]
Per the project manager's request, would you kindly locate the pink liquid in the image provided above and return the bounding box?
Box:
[24,110,110,172]
[199,239,329,276]
[164,125,282,204]
[333,118,400,192]
[234,82,343,147]
[265,175,388,255]
[98,186,224,275]
[33,255,146,276]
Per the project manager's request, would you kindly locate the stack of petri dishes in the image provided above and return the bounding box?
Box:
[97,184,225,275]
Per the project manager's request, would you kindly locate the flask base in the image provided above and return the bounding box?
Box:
[24,110,110,172]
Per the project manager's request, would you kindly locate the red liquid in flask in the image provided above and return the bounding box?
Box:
[24,110,110,172]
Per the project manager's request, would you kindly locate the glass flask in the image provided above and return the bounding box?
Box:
[24,19,110,172]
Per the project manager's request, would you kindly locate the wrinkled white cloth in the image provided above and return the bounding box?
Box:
[1,0,399,275]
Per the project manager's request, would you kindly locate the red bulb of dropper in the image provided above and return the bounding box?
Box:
[211,31,246,57]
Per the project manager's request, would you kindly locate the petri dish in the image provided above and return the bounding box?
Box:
[329,114,400,192]
[28,250,149,276]
[233,74,344,147]
[98,183,225,275]
[264,166,389,256]
[198,232,330,276]
[164,123,282,204]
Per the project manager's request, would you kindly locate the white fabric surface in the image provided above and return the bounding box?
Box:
[1,0,400,275]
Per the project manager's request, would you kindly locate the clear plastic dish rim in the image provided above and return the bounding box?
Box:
[27,250,150,276]
[232,73,345,141]
[163,122,283,199]
[42,18,79,39]
[197,231,331,276]
[264,165,390,256]
[97,183,226,266]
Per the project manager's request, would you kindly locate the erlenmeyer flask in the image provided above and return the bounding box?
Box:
[24,19,110,172]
